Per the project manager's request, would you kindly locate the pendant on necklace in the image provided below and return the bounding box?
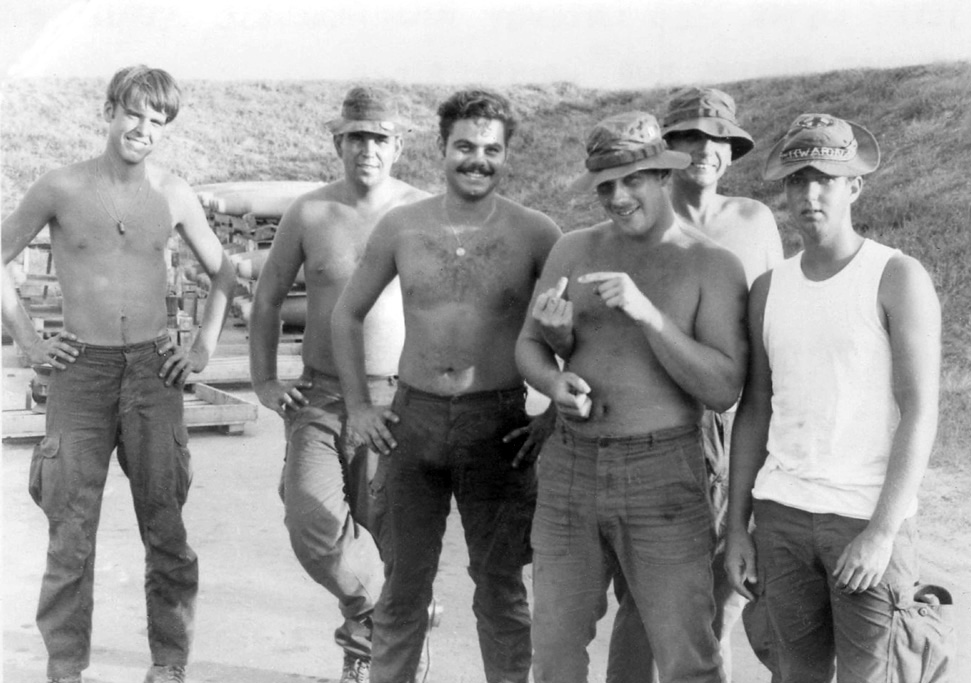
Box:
[456,247,466,257]
[117,221,126,235]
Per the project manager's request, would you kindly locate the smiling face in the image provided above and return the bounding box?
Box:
[440,117,508,201]
[103,99,168,165]
[783,167,862,244]
[335,130,403,189]
[595,169,670,235]
[665,129,733,188]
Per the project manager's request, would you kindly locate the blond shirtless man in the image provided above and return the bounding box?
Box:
[607,87,783,683]
[1,65,235,683]
[248,86,428,683]
[332,89,561,683]
[517,112,747,683]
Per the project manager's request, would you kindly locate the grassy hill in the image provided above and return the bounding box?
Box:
[2,63,969,513]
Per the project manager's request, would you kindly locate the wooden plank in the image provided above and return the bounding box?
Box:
[186,355,302,385]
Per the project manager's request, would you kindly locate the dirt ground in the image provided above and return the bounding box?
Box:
[3,340,968,683]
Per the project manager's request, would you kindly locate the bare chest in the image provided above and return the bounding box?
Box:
[53,191,173,261]
[398,229,536,314]
[574,250,702,333]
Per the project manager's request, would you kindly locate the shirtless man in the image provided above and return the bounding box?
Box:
[517,111,748,683]
[1,65,235,683]
[248,86,428,683]
[607,87,783,683]
[332,89,561,683]
[725,114,942,682]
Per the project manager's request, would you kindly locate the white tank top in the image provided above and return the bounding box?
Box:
[752,239,912,520]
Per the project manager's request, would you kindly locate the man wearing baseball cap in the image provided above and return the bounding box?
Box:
[517,111,748,683]
[607,86,783,683]
[725,113,942,681]
[249,85,430,683]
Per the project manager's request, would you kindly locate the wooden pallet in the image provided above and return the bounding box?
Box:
[2,382,258,441]
[187,354,303,386]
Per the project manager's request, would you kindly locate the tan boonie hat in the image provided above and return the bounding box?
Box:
[763,113,879,181]
[662,87,755,160]
[569,112,691,194]
[325,86,412,136]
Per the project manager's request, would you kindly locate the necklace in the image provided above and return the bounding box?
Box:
[442,197,497,257]
[95,160,146,235]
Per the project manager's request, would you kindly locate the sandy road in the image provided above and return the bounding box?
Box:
[3,341,964,682]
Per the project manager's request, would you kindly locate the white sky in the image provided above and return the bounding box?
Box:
[2,0,971,88]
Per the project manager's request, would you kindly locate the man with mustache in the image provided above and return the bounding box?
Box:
[1,65,236,683]
[725,114,942,682]
[517,111,748,683]
[249,86,430,683]
[332,88,561,683]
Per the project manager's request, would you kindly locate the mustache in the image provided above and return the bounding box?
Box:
[457,161,495,175]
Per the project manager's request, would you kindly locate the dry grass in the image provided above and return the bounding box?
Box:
[3,61,969,489]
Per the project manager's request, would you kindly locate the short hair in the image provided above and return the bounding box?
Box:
[106,65,181,124]
[437,89,518,145]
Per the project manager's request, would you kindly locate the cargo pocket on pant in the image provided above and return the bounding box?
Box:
[28,434,61,512]
[173,425,193,506]
[888,584,955,683]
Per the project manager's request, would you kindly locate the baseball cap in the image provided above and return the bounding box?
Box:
[763,113,879,181]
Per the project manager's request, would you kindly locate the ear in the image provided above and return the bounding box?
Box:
[332,134,343,156]
[437,135,447,157]
[103,101,115,122]
[393,135,404,162]
[848,176,864,204]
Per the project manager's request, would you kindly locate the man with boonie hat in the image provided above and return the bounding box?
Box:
[249,84,432,683]
[725,113,944,681]
[518,111,748,683]
[607,87,783,683]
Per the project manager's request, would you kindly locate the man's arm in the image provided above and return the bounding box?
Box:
[516,236,593,420]
[168,177,235,385]
[331,215,400,454]
[249,199,313,416]
[724,271,774,600]
[579,246,748,411]
[1,172,80,368]
[833,254,941,593]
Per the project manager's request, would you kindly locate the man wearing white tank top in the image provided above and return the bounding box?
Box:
[724,113,943,682]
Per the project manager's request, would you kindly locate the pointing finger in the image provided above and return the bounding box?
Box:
[577,272,620,284]
[554,276,568,299]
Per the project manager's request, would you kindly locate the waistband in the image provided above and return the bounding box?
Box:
[301,367,397,390]
[66,334,171,354]
[396,380,526,405]
[557,417,698,448]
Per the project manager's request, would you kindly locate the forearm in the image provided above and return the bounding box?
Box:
[640,312,743,411]
[867,409,938,539]
[248,294,282,387]
[515,335,563,398]
[1,264,44,351]
[726,397,772,533]
[191,258,234,361]
[331,310,372,409]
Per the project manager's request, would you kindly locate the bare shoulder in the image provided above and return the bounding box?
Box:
[496,195,562,254]
[388,178,431,205]
[880,251,939,305]
[37,159,94,195]
[675,222,746,282]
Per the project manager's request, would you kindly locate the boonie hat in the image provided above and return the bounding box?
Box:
[763,113,879,181]
[662,87,754,160]
[325,86,412,136]
[569,112,691,194]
